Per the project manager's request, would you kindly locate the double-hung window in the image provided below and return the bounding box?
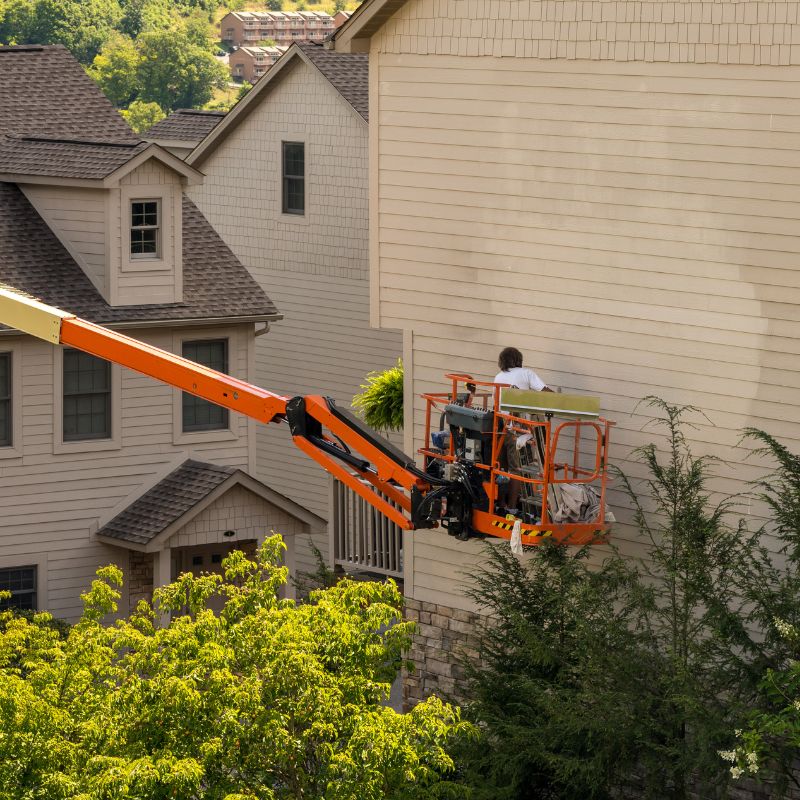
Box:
[130,200,160,258]
[63,350,111,441]
[0,566,36,611]
[0,353,10,447]
[182,340,230,432]
[282,141,305,215]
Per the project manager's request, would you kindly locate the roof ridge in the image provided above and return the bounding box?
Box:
[16,135,142,148]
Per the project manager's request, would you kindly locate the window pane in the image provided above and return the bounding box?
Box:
[63,351,111,441]
[0,354,10,447]
[283,142,304,177]
[282,142,305,215]
[0,566,36,611]
[182,340,230,432]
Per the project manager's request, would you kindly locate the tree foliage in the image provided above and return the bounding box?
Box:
[0,0,123,62]
[136,25,227,111]
[721,429,800,794]
[121,98,165,133]
[0,535,471,799]
[353,359,404,433]
[459,399,784,800]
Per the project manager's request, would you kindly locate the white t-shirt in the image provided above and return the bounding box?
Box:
[494,366,546,391]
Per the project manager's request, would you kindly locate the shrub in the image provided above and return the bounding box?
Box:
[459,399,774,800]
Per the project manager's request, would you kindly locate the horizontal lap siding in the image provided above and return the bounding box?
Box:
[189,57,402,544]
[0,328,251,621]
[375,53,800,610]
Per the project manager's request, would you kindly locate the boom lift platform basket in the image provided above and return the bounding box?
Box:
[0,287,614,548]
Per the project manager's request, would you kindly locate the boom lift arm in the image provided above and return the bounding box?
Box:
[0,287,612,546]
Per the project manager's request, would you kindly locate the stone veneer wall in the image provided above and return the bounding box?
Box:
[402,597,482,708]
[128,551,154,610]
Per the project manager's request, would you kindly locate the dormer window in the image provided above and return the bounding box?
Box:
[130,200,160,258]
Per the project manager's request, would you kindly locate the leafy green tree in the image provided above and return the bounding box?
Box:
[460,400,778,800]
[458,542,650,800]
[719,429,800,794]
[136,25,228,111]
[0,535,471,798]
[616,399,768,799]
[121,98,165,132]
[0,0,123,63]
[266,0,283,10]
[88,32,140,107]
[333,0,347,12]
[118,0,171,38]
[353,359,404,432]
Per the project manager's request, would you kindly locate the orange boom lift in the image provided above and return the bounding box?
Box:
[0,287,614,547]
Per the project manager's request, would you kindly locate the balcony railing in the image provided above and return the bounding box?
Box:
[330,476,404,579]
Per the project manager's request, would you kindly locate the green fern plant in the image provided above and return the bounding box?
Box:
[352,359,404,432]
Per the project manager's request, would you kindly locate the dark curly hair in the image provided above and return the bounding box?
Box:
[498,347,523,372]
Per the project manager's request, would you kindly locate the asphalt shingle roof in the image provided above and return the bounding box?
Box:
[0,183,279,326]
[0,45,138,143]
[0,136,147,180]
[297,43,368,121]
[0,44,279,326]
[96,460,236,545]
[146,110,227,143]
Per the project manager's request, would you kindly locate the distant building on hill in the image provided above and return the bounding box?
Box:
[230,45,288,84]
[333,11,352,28]
[220,11,334,48]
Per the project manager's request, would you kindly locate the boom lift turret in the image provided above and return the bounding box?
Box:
[0,287,614,547]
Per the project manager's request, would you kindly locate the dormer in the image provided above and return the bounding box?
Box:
[0,135,203,307]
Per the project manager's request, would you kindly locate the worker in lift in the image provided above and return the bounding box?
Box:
[494,347,553,516]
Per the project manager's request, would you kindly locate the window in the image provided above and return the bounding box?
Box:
[63,350,111,441]
[130,200,160,258]
[0,353,10,447]
[0,566,36,611]
[282,141,304,215]
[182,340,229,432]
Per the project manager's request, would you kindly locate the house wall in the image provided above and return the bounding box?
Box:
[188,56,402,574]
[20,186,107,295]
[111,159,184,306]
[0,323,253,621]
[170,484,307,548]
[366,0,800,612]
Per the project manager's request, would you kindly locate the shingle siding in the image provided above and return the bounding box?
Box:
[375,0,800,65]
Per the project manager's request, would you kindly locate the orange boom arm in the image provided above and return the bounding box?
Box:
[0,287,613,545]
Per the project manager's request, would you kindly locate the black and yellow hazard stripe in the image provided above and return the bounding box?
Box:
[491,514,553,538]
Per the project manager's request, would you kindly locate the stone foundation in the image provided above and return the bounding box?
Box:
[402,597,482,709]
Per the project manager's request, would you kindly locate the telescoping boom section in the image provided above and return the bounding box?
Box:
[0,287,614,546]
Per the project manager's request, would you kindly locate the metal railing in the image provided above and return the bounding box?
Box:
[329,476,404,579]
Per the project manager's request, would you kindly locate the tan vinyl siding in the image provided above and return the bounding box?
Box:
[0,325,252,621]
[169,484,309,549]
[20,186,107,295]
[114,160,183,306]
[188,55,402,559]
[368,12,800,608]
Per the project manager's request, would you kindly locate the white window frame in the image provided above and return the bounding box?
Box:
[0,341,23,460]
[0,554,47,611]
[172,328,240,446]
[120,184,175,274]
[53,347,122,455]
[129,198,161,260]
